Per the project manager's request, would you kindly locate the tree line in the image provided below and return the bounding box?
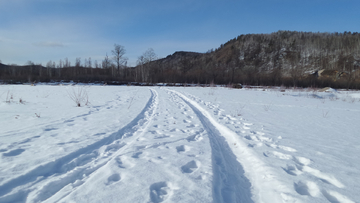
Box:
[0,44,157,84]
[1,31,360,89]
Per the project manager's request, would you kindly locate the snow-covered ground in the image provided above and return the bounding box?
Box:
[0,85,359,203]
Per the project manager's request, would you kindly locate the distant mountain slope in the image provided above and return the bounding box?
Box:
[144,31,360,86]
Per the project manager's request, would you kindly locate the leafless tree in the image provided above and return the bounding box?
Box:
[88,57,92,68]
[75,58,81,67]
[136,55,146,82]
[102,54,111,69]
[64,58,70,67]
[112,44,128,74]
[143,48,157,62]
[136,48,157,82]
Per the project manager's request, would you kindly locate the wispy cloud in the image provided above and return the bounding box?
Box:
[33,41,65,47]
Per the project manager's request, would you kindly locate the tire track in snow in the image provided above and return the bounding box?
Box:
[168,89,299,203]
[0,89,158,203]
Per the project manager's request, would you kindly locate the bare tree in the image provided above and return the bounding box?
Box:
[58,59,63,68]
[46,60,53,68]
[26,61,35,66]
[64,58,70,67]
[88,57,92,68]
[112,44,128,74]
[102,53,111,69]
[143,48,157,63]
[136,48,157,82]
[136,55,146,82]
[75,58,81,67]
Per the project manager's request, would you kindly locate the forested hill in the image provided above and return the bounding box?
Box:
[143,31,360,88]
[1,31,360,88]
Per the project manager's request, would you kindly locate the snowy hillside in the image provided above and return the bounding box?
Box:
[0,85,359,203]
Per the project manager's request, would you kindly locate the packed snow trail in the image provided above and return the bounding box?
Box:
[56,88,215,203]
[168,89,300,203]
[165,90,252,202]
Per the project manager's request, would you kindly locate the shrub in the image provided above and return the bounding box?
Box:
[67,86,89,107]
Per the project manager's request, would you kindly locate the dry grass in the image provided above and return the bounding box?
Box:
[67,86,89,107]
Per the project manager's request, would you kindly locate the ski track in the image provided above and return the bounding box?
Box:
[0,89,158,203]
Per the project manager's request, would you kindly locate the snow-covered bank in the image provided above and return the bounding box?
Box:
[0,85,359,202]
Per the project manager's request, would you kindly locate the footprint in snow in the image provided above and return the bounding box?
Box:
[186,124,198,128]
[149,182,174,203]
[294,180,320,197]
[106,173,121,185]
[181,160,200,174]
[296,165,344,188]
[132,152,143,158]
[150,130,162,135]
[186,134,203,142]
[322,190,355,203]
[116,156,135,168]
[2,149,25,157]
[176,145,190,153]
[170,128,180,132]
[244,135,259,141]
[282,164,303,176]
[44,127,58,132]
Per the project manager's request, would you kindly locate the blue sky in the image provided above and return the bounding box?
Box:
[0,0,359,67]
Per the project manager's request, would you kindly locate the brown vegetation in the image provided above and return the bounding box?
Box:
[1,31,360,89]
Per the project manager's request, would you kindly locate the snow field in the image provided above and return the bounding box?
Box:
[1,85,359,203]
[174,86,360,203]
